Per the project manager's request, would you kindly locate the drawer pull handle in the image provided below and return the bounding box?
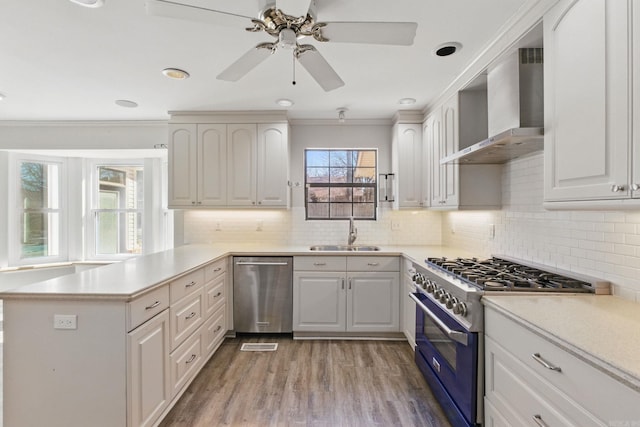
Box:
[185,281,197,288]
[313,262,327,266]
[214,292,222,298]
[533,415,548,427]
[341,278,345,290]
[185,354,197,364]
[532,353,562,372]
[367,262,380,266]
[185,312,197,320]
[215,325,222,332]
[145,301,161,310]
[213,267,222,272]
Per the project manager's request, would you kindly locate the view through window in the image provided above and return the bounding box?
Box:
[305,149,377,220]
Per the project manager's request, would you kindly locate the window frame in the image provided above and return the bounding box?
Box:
[304,148,378,221]
[86,159,145,261]
[8,153,68,266]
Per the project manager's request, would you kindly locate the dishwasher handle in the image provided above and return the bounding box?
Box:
[235,261,290,266]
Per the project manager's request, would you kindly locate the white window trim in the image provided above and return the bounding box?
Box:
[7,153,68,266]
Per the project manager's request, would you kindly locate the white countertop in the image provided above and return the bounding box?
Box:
[482,295,640,392]
[0,243,474,300]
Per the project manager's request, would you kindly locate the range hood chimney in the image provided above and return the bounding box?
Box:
[442,48,544,164]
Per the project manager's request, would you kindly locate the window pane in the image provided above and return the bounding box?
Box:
[98,166,144,210]
[353,203,375,218]
[307,167,329,183]
[20,162,59,209]
[330,188,352,202]
[307,187,329,203]
[21,212,59,258]
[353,187,376,202]
[330,204,353,218]
[306,150,329,167]
[307,203,329,218]
[330,151,349,167]
[330,167,350,183]
[354,167,376,183]
[96,211,142,255]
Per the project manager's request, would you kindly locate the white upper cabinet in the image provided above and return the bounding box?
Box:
[227,124,257,207]
[168,115,289,209]
[256,123,289,207]
[544,0,637,206]
[392,121,424,208]
[426,109,443,208]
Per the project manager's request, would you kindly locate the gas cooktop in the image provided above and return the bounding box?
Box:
[425,256,598,293]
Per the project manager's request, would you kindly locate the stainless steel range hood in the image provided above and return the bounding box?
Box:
[442,48,544,165]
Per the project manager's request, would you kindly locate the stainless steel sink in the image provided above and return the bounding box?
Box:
[309,245,380,251]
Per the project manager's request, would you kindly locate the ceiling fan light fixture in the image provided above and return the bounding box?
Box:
[69,0,105,8]
[162,68,190,80]
[276,98,294,107]
[278,28,298,50]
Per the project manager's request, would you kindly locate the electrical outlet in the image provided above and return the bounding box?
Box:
[488,224,495,240]
[54,314,77,330]
[257,220,264,231]
[391,221,401,230]
[215,221,222,231]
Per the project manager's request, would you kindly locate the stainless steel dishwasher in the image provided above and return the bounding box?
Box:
[233,256,293,333]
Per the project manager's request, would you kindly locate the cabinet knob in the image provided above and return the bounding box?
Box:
[258,201,262,205]
[611,184,626,192]
[197,201,202,205]
[533,415,549,427]
[632,184,640,191]
[192,201,196,205]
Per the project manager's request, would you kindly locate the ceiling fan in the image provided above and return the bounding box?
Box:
[146,0,418,91]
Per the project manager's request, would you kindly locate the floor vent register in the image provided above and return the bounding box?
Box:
[240,343,278,352]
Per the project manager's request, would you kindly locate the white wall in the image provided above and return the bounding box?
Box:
[442,152,640,301]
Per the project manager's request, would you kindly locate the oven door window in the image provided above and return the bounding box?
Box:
[423,320,457,371]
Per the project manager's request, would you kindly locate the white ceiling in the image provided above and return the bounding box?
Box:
[0,0,529,122]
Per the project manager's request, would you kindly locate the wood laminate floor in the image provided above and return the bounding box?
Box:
[160,335,452,427]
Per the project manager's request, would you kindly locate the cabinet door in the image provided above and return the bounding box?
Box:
[257,123,289,206]
[227,124,257,206]
[426,111,443,207]
[293,272,346,332]
[127,310,170,427]
[198,124,227,206]
[394,123,423,208]
[634,3,640,199]
[347,272,400,333]
[402,272,416,348]
[441,96,460,207]
[168,124,197,207]
[544,0,630,201]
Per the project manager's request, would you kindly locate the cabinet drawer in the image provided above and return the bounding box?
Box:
[170,289,204,351]
[169,329,202,398]
[347,256,399,272]
[204,258,227,282]
[170,268,205,304]
[485,335,603,427]
[204,276,226,319]
[485,307,640,423]
[294,256,346,271]
[203,306,226,357]
[127,285,169,331]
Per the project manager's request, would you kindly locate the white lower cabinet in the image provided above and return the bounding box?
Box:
[127,309,171,427]
[293,256,400,334]
[484,305,640,426]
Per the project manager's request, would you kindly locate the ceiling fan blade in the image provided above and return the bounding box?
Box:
[316,22,418,45]
[217,43,275,82]
[296,46,344,92]
[145,0,252,27]
[276,0,313,18]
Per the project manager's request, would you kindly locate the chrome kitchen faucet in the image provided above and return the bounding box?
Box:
[348,216,357,245]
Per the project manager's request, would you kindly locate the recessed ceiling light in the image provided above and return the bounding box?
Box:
[162,68,190,80]
[276,98,294,107]
[434,42,462,57]
[0,93,5,101]
[115,100,138,108]
[398,98,416,105]
[69,0,105,7]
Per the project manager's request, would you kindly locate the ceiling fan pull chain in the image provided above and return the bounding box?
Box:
[292,52,296,86]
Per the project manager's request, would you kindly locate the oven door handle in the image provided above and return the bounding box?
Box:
[410,293,469,346]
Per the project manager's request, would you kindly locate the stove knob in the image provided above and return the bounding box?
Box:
[453,302,468,317]
[446,296,459,309]
[433,287,443,299]
[425,281,436,293]
[439,291,451,304]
